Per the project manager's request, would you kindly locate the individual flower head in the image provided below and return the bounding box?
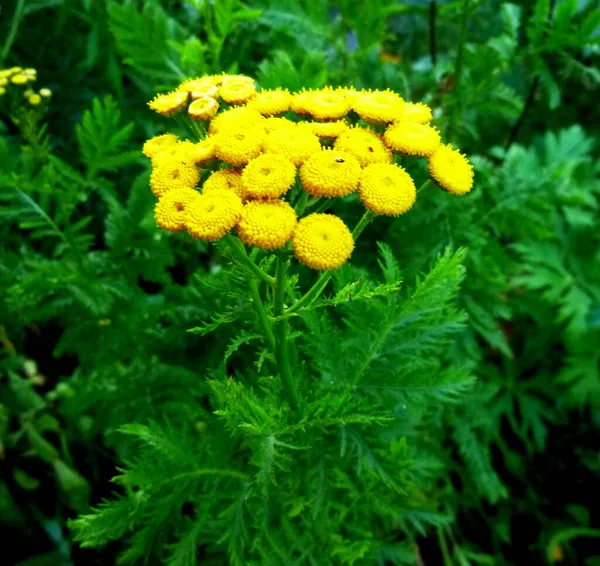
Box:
[28,94,42,106]
[428,144,474,195]
[299,149,361,198]
[293,213,354,270]
[219,80,257,105]
[203,168,246,199]
[39,88,52,98]
[290,89,313,115]
[154,188,200,232]
[0,77,7,86]
[220,74,255,86]
[190,84,219,99]
[298,120,349,140]
[186,189,243,241]
[400,102,433,124]
[262,117,297,135]
[303,87,352,121]
[263,128,321,167]
[143,133,180,159]
[333,127,393,167]
[187,137,216,165]
[249,88,292,116]
[214,126,266,165]
[152,140,197,165]
[0,87,5,96]
[237,200,297,250]
[353,89,405,123]
[188,96,219,120]
[208,106,264,135]
[358,163,416,216]
[242,154,297,199]
[150,159,200,198]
[11,74,28,85]
[383,122,441,157]
[148,91,188,117]
[24,68,37,80]
[177,76,220,92]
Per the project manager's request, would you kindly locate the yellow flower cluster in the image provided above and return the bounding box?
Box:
[0,66,51,107]
[143,75,474,270]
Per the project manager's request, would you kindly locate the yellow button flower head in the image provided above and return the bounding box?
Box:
[219,80,257,105]
[148,91,188,117]
[353,89,405,123]
[0,77,7,86]
[237,200,297,250]
[11,74,28,85]
[220,74,255,86]
[384,122,441,157]
[208,106,264,135]
[263,128,321,167]
[187,137,216,165]
[152,140,197,165]
[39,88,52,98]
[154,188,200,232]
[401,102,433,124]
[263,117,297,135]
[250,88,292,116]
[29,94,42,106]
[299,149,361,198]
[290,89,313,115]
[242,154,297,199]
[189,96,219,120]
[177,76,220,92]
[293,213,354,270]
[186,189,243,241]
[358,163,416,216]
[150,160,200,198]
[214,126,266,165]
[428,144,474,195]
[143,133,179,159]
[303,87,352,121]
[334,127,392,167]
[298,120,349,139]
[0,87,5,96]
[203,168,246,199]
[190,84,219,99]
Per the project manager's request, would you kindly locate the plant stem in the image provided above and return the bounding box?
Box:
[295,190,310,216]
[437,527,454,566]
[417,179,432,194]
[273,256,300,411]
[448,0,470,141]
[504,75,539,152]
[0,0,26,65]
[225,236,276,286]
[429,0,438,65]
[249,279,276,350]
[286,210,375,315]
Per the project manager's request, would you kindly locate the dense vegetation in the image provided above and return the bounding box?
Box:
[1,1,599,565]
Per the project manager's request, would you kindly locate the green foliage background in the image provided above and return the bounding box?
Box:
[0,0,599,565]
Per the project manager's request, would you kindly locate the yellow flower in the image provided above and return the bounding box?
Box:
[263,117,297,135]
[358,163,416,216]
[263,128,321,167]
[242,154,297,199]
[220,74,255,87]
[143,134,180,159]
[177,76,220,92]
[383,122,441,156]
[150,160,200,198]
[219,80,257,105]
[28,94,42,106]
[11,74,28,85]
[214,126,266,165]
[186,189,243,241]
[154,188,200,232]
[39,88,52,98]
[290,89,313,115]
[152,140,197,165]
[428,144,474,195]
[187,138,216,165]
[250,88,292,116]
[190,84,219,99]
[237,200,297,250]
[293,214,354,270]
[208,106,264,135]
[0,87,5,96]
[189,96,219,120]
[303,88,352,121]
[203,168,246,199]
[299,149,361,198]
[333,127,393,167]
[0,77,7,86]
[148,91,188,117]
[353,89,405,123]
[401,102,433,124]
[298,120,349,139]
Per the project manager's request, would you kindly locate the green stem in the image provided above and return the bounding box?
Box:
[294,190,310,217]
[0,0,26,65]
[286,210,375,315]
[311,198,333,215]
[225,236,276,286]
[274,256,300,411]
[437,527,454,566]
[448,0,470,141]
[249,279,276,350]
[417,179,432,194]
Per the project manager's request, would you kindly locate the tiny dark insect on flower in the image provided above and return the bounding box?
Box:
[335,157,345,163]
